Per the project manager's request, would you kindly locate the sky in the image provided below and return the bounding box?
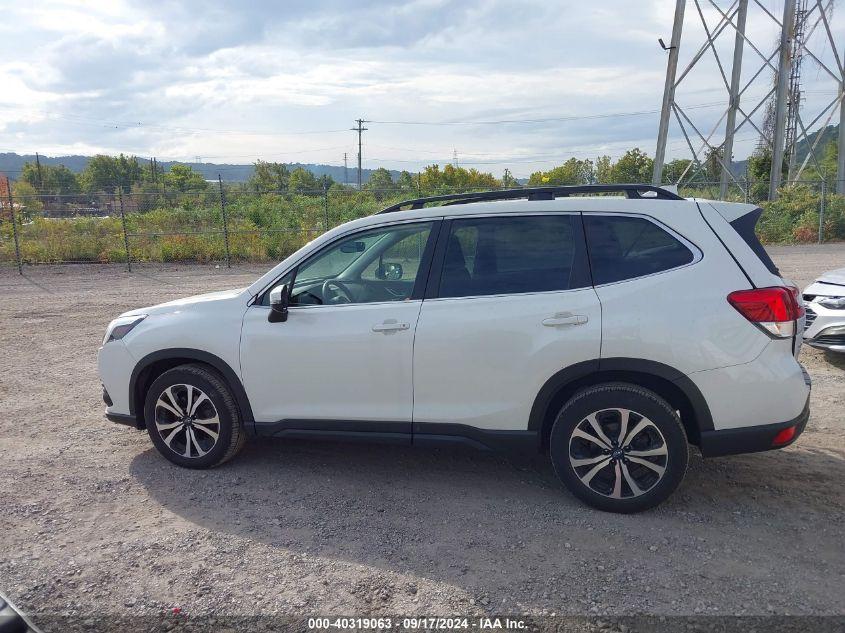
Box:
[0,0,842,178]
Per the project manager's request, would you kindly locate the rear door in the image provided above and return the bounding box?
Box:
[411,213,602,431]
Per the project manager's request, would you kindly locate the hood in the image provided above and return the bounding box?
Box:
[817,267,845,287]
[120,287,247,318]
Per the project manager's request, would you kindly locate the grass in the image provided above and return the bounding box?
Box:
[1,188,843,265]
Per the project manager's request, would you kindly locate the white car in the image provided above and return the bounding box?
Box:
[98,185,810,513]
[803,267,845,353]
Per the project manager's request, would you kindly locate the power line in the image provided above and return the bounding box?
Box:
[368,102,729,126]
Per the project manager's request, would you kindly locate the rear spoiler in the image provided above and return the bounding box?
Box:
[705,201,780,277]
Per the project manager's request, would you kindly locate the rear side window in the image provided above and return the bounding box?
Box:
[584,215,694,285]
[439,215,581,298]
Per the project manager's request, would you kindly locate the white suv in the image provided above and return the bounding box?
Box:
[98,185,810,513]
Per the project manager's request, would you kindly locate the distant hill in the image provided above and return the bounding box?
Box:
[0,153,402,184]
[726,123,839,178]
[794,123,838,163]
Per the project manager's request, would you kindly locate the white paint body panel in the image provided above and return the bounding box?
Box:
[97,288,250,418]
[687,340,809,429]
[412,288,601,430]
[240,301,422,422]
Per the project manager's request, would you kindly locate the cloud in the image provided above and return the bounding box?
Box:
[1,0,842,176]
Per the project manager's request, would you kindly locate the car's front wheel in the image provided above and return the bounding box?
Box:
[550,383,688,513]
[144,364,245,468]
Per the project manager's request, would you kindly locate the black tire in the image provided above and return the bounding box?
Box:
[549,383,688,513]
[144,364,246,469]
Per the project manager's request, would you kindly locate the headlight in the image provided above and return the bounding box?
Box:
[817,296,845,309]
[103,314,147,344]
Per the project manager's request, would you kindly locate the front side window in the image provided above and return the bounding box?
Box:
[584,215,694,285]
[439,215,580,298]
[265,222,433,306]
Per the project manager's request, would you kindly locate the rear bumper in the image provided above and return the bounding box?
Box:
[699,394,809,457]
[106,411,140,428]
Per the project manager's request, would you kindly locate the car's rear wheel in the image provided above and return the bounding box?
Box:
[144,364,245,468]
[550,383,688,513]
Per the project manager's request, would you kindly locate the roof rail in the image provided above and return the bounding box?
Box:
[377,184,684,214]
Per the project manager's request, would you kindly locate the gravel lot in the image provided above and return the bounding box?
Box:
[1,244,844,630]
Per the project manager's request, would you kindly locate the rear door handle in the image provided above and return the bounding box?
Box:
[372,319,410,333]
[542,313,588,327]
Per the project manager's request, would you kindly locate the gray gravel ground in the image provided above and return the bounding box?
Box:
[0,244,844,631]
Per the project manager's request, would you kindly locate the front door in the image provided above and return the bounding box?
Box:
[412,213,601,431]
[240,220,436,427]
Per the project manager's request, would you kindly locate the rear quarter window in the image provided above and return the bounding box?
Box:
[584,215,695,285]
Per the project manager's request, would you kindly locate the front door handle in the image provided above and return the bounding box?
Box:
[542,313,588,327]
[372,319,410,333]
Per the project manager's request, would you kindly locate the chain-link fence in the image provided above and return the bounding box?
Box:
[1,179,843,272]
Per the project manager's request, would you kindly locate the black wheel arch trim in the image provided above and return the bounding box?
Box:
[128,348,255,429]
[527,357,714,445]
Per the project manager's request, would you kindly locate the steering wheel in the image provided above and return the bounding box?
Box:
[321,279,356,304]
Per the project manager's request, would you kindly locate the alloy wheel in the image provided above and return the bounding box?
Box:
[154,384,220,458]
[568,408,668,499]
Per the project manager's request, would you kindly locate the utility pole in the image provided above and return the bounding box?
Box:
[721,0,748,200]
[351,118,368,189]
[35,152,44,188]
[769,0,796,200]
[652,0,685,185]
[838,76,845,194]
[343,152,348,186]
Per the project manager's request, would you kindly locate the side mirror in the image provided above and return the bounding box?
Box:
[268,284,289,323]
[376,262,403,281]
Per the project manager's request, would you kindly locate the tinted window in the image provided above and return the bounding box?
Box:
[263,222,432,306]
[584,215,694,285]
[439,215,579,298]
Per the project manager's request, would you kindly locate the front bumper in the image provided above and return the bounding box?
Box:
[803,303,845,352]
[699,393,810,457]
[98,340,137,424]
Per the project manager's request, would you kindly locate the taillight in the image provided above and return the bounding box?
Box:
[727,286,803,338]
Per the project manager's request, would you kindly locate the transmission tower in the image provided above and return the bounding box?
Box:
[785,0,809,180]
[653,0,845,198]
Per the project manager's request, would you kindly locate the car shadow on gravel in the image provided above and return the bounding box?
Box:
[823,351,845,370]
[128,436,845,608]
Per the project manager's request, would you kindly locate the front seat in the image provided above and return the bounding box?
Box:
[440,235,472,296]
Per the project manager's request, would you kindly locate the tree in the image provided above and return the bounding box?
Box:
[287,167,319,194]
[501,169,518,188]
[249,161,290,193]
[164,164,208,192]
[20,162,80,196]
[11,180,42,218]
[527,158,594,186]
[317,173,335,191]
[662,158,693,184]
[81,154,143,193]
[396,170,417,192]
[365,167,396,200]
[419,164,499,192]
[609,148,653,183]
[594,155,613,183]
[703,147,725,182]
